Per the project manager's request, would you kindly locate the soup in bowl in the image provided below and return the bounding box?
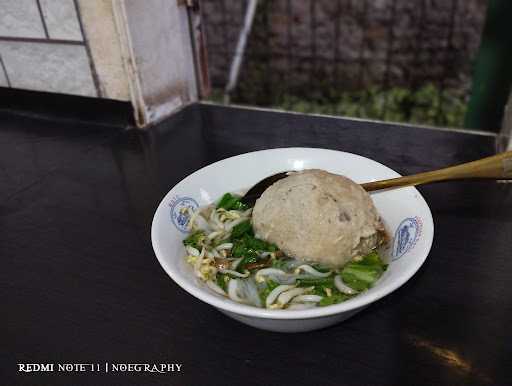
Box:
[151,148,433,332]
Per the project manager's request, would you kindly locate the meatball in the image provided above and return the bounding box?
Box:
[251,169,385,268]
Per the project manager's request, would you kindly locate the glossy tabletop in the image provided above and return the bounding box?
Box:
[2,103,511,386]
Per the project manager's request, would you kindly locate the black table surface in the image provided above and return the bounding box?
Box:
[2,103,512,386]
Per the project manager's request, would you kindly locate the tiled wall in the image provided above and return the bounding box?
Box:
[0,0,208,127]
[0,0,98,97]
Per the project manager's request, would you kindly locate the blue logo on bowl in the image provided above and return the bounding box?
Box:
[169,196,199,233]
[392,217,423,260]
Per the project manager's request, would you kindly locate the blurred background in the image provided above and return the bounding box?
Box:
[201,0,511,131]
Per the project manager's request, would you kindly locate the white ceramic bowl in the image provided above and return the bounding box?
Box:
[151,148,434,332]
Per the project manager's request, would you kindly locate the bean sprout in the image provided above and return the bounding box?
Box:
[276,287,310,307]
[255,268,288,283]
[265,285,296,308]
[207,231,222,240]
[183,198,386,310]
[294,265,332,277]
[216,243,233,250]
[225,217,247,231]
[334,275,358,295]
[185,245,200,256]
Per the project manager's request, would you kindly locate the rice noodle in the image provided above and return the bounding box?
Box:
[265,284,295,308]
[334,275,358,295]
[295,265,332,277]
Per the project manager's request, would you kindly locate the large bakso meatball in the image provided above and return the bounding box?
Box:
[252,169,385,268]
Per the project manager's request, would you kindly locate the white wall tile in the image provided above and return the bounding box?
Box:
[40,0,83,41]
[0,0,46,38]
[0,42,96,97]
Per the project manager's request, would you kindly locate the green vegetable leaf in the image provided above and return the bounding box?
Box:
[341,265,383,291]
[236,252,259,272]
[231,242,246,258]
[230,220,253,240]
[216,273,229,292]
[340,250,387,291]
[243,235,277,252]
[296,277,334,288]
[359,250,382,266]
[296,277,339,299]
[231,233,278,272]
[318,292,351,306]
[311,263,332,273]
[217,193,249,211]
[231,200,249,211]
[183,230,205,250]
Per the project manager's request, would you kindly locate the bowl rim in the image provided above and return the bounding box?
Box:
[151,147,434,320]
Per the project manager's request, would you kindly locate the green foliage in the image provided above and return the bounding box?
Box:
[208,83,467,127]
